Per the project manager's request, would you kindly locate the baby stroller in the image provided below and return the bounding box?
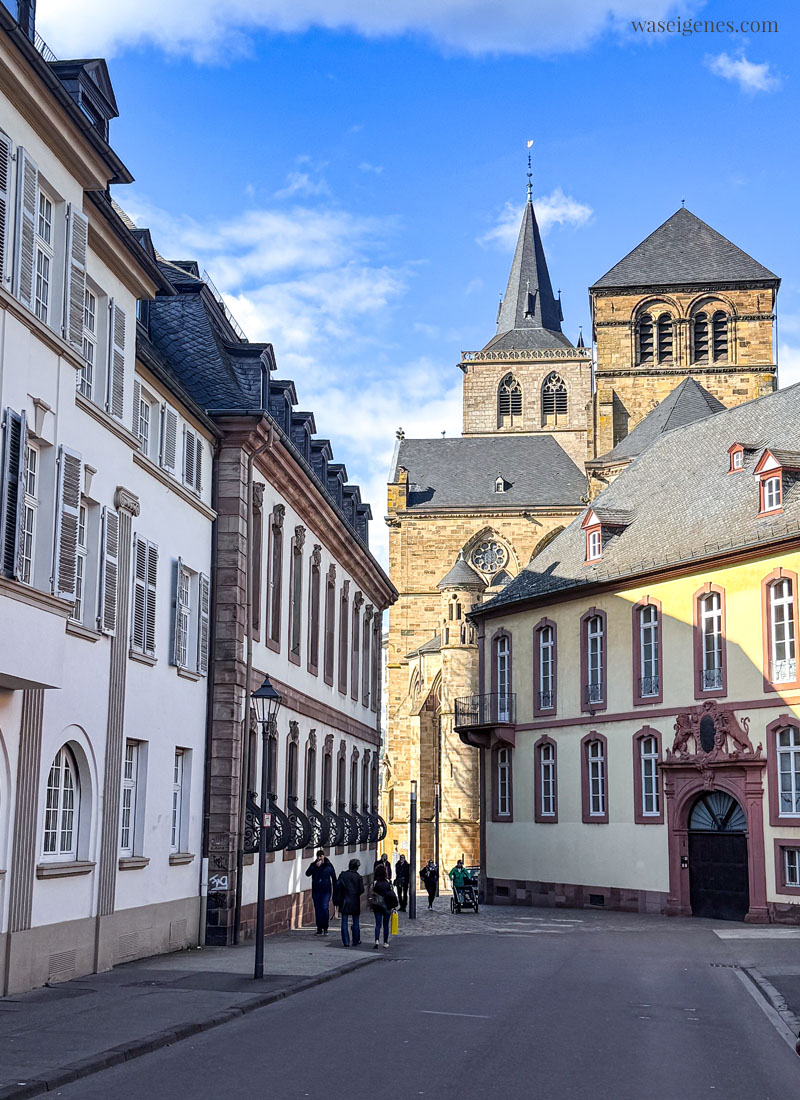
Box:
[450,875,479,913]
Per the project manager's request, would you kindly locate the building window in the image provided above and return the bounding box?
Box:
[34,190,53,324]
[784,848,800,887]
[323,565,336,685]
[541,372,568,427]
[640,736,659,816]
[712,311,728,361]
[351,597,361,701]
[308,548,321,673]
[73,501,88,622]
[535,739,557,821]
[534,619,556,714]
[171,749,185,852]
[729,445,744,472]
[586,527,601,562]
[176,565,191,667]
[656,313,673,363]
[496,748,511,818]
[494,633,511,722]
[639,604,659,697]
[693,312,709,363]
[586,615,604,706]
[338,583,349,694]
[43,746,79,859]
[305,743,317,808]
[470,538,508,576]
[777,726,800,817]
[268,507,284,648]
[20,440,38,586]
[120,741,139,856]
[497,373,522,428]
[289,530,304,663]
[761,475,782,513]
[767,576,797,685]
[131,536,159,658]
[698,589,724,693]
[287,739,299,803]
[582,736,608,823]
[79,288,96,399]
[637,313,654,364]
[362,609,373,707]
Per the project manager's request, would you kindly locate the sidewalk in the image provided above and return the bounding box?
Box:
[0,924,377,1100]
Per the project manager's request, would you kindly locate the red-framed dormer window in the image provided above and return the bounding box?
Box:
[728,444,744,473]
[755,449,785,516]
[582,509,602,563]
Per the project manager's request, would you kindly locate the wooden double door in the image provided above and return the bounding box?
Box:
[688,792,749,922]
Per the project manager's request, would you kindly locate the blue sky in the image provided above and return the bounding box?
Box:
[38,0,798,563]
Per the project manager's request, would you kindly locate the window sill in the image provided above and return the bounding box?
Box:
[36,860,96,879]
[176,666,203,682]
[129,649,157,667]
[0,575,72,618]
[169,851,195,866]
[66,620,102,643]
[132,451,216,521]
[119,856,150,871]
[76,392,139,449]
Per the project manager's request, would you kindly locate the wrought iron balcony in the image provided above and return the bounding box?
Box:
[538,690,555,710]
[454,692,516,730]
[772,658,797,684]
[585,682,603,705]
[701,667,723,691]
[639,675,660,698]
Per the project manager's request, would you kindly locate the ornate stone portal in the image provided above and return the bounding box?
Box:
[661,700,768,922]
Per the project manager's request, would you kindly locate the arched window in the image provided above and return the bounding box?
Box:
[657,313,673,363]
[541,372,568,427]
[497,374,522,428]
[43,746,79,859]
[764,573,797,686]
[587,616,603,704]
[581,734,608,823]
[776,725,800,816]
[712,311,728,362]
[535,739,557,821]
[494,633,511,722]
[534,620,556,713]
[699,591,723,691]
[638,313,654,363]
[693,312,709,363]
[632,728,663,823]
[495,748,511,818]
[639,604,659,697]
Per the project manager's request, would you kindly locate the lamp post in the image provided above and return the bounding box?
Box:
[251,674,281,979]
[409,780,417,920]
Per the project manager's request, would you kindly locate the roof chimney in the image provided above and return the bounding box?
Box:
[17,0,36,42]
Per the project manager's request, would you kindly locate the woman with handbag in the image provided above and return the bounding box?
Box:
[370,865,398,949]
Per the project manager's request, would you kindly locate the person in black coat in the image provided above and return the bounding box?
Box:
[305,849,337,934]
[336,858,364,946]
[394,854,411,912]
[420,859,438,909]
[370,865,398,948]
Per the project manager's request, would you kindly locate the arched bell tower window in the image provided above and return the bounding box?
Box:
[712,311,728,362]
[693,312,709,363]
[497,374,522,429]
[656,313,673,363]
[541,373,567,427]
[637,313,654,364]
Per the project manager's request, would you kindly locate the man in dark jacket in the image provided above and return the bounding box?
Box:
[305,849,337,934]
[420,859,438,909]
[336,858,364,946]
[394,854,411,912]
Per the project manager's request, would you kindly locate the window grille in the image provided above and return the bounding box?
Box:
[657,313,673,362]
[638,314,654,363]
[541,372,568,426]
[712,312,728,361]
[498,374,522,427]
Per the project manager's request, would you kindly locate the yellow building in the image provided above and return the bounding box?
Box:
[461,383,800,923]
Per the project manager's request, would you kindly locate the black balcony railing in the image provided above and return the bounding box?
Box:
[701,667,723,691]
[585,682,603,706]
[639,675,660,698]
[538,690,555,710]
[454,692,516,729]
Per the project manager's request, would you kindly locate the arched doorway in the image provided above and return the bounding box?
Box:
[688,792,749,921]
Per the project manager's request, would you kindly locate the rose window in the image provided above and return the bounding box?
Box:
[470,540,508,575]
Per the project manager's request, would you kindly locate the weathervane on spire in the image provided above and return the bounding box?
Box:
[526,139,534,202]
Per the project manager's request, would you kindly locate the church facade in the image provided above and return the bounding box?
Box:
[384,189,780,886]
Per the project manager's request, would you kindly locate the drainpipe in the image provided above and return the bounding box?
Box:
[233,426,274,942]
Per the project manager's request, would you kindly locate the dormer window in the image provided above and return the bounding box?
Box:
[587,528,601,562]
[762,476,782,513]
[754,448,800,516]
[495,475,506,494]
[729,446,744,472]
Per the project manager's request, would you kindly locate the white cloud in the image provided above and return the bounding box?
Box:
[359,162,384,175]
[479,189,593,250]
[705,52,780,94]
[37,0,689,61]
[274,171,330,199]
[779,344,800,389]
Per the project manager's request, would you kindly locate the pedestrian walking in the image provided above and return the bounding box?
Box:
[336,858,364,947]
[420,859,438,909]
[370,865,398,948]
[394,853,411,912]
[305,848,337,935]
[372,852,392,880]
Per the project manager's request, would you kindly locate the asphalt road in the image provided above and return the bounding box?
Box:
[52,913,799,1099]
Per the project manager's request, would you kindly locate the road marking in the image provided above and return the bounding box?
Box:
[420,1010,491,1019]
[714,928,800,939]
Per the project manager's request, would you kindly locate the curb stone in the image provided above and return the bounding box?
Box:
[0,954,377,1099]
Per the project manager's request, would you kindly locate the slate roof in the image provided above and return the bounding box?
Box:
[591,208,779,289]
[476,382,800,614]
[392,436,587,510]
[483,200,573,353]
[405,634,442,659]
[591,377,725,465]
[437,553,486,590]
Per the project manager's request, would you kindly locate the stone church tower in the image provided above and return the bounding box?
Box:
[383,196,590,879]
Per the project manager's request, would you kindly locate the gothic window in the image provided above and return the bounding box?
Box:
[693,312,709,363]
[470,538,508,576]
[712,311,728,362]
[656,313,673,363]
[637,313,654,364]
[541,372,567,427]
[497,373,522,428]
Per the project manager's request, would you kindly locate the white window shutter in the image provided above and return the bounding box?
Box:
[13,148,37,309]
[160,404,178,473]
[145,541,158,657]
[53,444,82,600]
[183,427,195,490]
[131,534,147,650]
[64,204,88,350]
[197,571,210,675]
[0,131,12,287]
[99,506,119,635]
[132,378,141,439]
[172,555,184,667]
[106,299,125,420]
[0,408,26,579]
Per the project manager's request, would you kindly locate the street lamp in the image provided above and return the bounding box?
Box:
[251,674,281,979]
[409,779,417,920]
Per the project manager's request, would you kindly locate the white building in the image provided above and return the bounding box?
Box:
[0,7,215,993]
